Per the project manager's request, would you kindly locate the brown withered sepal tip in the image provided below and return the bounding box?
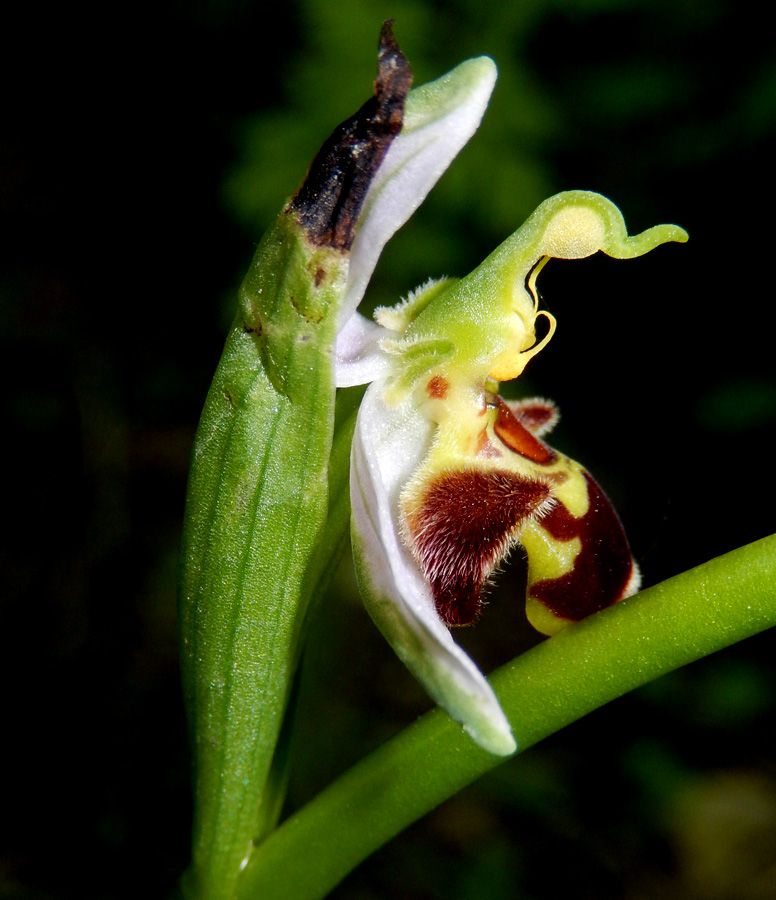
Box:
[288,21,413,251]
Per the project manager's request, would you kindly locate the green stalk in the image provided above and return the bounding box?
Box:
[237,533,776,900]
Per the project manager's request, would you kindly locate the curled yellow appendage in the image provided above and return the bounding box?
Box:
[489,310,557,381]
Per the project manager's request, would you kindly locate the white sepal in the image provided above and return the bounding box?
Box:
[339,57,498,331]
[335,312,393,388]
[350,382,517,756]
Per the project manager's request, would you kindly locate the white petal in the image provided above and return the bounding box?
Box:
[335,313,393,388]
[339,56,498,330]
[350,382,516,756]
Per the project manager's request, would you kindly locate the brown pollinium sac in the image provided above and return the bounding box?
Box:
[494,397,556,465]
[288,20,413,251]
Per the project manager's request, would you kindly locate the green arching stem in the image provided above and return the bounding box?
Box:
[237,533,776,900]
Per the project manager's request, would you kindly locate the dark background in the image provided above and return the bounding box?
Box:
[3,1,776,898]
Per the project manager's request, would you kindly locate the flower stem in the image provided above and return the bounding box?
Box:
[237,533,776,900]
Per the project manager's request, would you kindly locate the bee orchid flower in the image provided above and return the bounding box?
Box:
[338,191,687,756]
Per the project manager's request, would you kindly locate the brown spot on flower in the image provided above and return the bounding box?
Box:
[405,469,553,626]
[494,398,556,464]
[475,429,502,459]
[529,471,636,621]
[288,21,412,250]
[426,374,449,399]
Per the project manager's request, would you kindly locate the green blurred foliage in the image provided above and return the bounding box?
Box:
[2,0,776,898]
